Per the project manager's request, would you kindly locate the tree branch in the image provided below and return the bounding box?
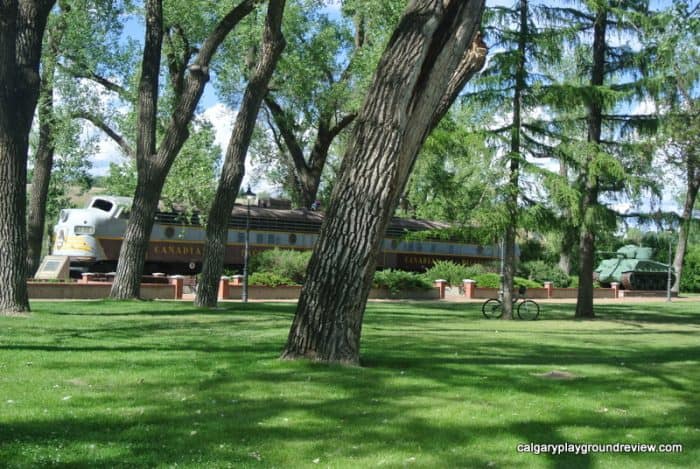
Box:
[430,32,488,131]
[72,110,134,157]
[60,62,130,99]
[264,93,309,173]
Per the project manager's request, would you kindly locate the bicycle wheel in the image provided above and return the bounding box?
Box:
[517,299,539,320]
[482,299,503,319]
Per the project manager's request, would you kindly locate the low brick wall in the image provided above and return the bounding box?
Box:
[28,281,176,300]
[219,280,440,301]
[456,280,619,300]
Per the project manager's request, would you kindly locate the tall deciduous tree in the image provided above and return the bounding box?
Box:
[108,0,257,299]
[26,0,120,276]
[0,0,56,314]
[282,0,487,365]
[648,0,699,293]
[196,0,286,308]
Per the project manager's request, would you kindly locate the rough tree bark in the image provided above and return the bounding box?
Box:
[0,0,56,315]
[109,0,256,299]
[282,0,487,365]
[575,6,607,319]
[196,0,287,308]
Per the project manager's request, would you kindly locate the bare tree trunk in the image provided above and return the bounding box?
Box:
[575,7,606,319]
[0,0,55,314]
[110,0,163,299]
[26,53,57,276]
[501,0,528,319]
[196,0,286,308]
[282,0,487,365]
[672,174,699,293]
[110,0,256,299]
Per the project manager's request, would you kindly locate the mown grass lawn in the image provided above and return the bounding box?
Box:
[1,300,698,468]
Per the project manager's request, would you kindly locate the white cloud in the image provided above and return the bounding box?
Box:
[200,103,277,194]
[201,102,237,152]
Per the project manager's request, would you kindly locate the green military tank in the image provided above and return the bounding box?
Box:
[593,245,675,290]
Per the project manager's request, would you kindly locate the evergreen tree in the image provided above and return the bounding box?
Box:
[541,0,658,317]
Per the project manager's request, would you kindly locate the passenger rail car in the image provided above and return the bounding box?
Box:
[52,196,500,275]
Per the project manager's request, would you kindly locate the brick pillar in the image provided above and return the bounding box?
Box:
[611,282,620,299]
[231,275,243,286]
[169,275,184,300]
[218,276,230,300]
[463,279,476,299]
[433,279,447,299]
[543,281,553,299]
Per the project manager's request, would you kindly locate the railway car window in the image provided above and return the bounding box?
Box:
[164,227,175,238]
[91,199,113,212]
[237,232,244,243]
[256,233,263,243]
[268,234,275,244]
[431,243,437,252]
[391,240,399,250]
[288,233,297,245]
[416,243,423,252]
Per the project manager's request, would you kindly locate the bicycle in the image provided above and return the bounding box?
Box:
[481,286,540,320]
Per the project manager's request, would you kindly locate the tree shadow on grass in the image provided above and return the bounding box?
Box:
[2,302,698,467]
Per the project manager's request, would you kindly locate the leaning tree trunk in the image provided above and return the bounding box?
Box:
[110,0,256,299]
[282,0,487,365]
[672,175,699,293]
[27,54,57,277]
[109,170,163,298]
[196,0,286,308]
[0,0,55,315]
[575,6,606,319]
[110,0,163,299]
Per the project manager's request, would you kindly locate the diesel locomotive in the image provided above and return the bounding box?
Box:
[51,195,500,276]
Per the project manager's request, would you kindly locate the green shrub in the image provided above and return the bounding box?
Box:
[569,275,579,288]
[250,248,311,284]
[423,260,487,286]
[248,272,297,287]
[471,273,540,289]
[373,269,433,293]
[680,245,700,293]
[515,277,542,289]
[473,273,500,288]
[520,260,571,287]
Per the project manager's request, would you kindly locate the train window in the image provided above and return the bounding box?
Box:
[268,234,275,244]
[416,243,423,252]
[391,239,398,249]
[164,227,175,239]
[256,233,263,243]
[289,233,297,245]
[91,199,113,212]
[237,232,244,243]
[431,243,437,252]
